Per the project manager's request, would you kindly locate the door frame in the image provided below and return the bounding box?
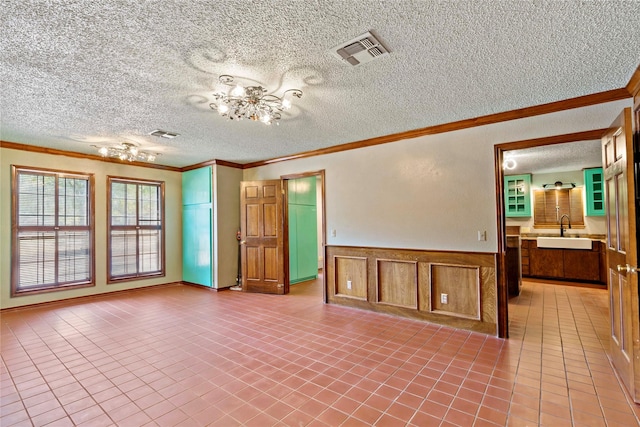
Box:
[281,170,327,303]
[494,129,608,338]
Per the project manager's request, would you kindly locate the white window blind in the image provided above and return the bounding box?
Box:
[108,178,164,281]
[12,167,93,295]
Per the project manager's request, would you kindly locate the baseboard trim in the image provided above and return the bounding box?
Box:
[0,282,183,312]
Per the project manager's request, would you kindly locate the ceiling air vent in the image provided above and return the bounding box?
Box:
[330,31,389,66]
[149,129,179,139]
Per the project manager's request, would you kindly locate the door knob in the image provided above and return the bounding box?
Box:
[240,240,246,245]
[617,264,638,273]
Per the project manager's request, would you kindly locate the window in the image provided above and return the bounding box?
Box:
[11,166,94,296]
[533,188,585,228]
[108,177,165,282]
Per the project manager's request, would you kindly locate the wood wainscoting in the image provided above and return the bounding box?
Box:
[325,246,497,335]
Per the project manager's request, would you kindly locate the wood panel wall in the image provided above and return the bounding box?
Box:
[325,246,497,335]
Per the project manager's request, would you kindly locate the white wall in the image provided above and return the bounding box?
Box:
[0,148,183,309]
[244,99,631,253]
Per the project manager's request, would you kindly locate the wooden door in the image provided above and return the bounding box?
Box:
[602,107,640,402]
[240,180,287,294]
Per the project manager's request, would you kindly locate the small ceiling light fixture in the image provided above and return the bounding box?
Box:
[503,157,517,170]
[209,75,302,125]
[542,181,576,190]
[92,142,159,162]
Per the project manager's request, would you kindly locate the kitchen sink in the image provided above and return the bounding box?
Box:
[537,236,592,250]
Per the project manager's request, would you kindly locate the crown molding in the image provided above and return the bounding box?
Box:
[242,88,630,169]
[626,64,640,97]
[0,141,182,172]
[495,129,608,151]
[181,158,244,172]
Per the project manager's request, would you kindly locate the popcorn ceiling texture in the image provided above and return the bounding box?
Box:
[1,0,639,167]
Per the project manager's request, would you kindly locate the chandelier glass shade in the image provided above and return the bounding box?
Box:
[210,75,302,125]
[93,142,158,162]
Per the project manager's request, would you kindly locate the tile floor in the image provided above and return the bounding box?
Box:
[1,278,639,426]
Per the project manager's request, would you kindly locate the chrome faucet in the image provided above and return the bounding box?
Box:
[560,214,571,237]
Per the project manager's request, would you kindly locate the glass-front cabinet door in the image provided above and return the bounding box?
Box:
[504,174,532,217]
[584,167,605,216]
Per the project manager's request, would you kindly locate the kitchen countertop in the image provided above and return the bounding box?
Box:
[520,234,606,241]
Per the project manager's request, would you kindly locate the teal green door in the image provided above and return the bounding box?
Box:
[182,205,212,287]
[288,177,318,284]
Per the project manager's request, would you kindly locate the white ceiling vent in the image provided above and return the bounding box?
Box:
[149,129,179,139]
[330,31,389,66]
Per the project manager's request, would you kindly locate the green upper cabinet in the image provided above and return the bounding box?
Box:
[288,176,317,206]
[584,167,605,216]
[182,166,212,206]
[504,174,532,217]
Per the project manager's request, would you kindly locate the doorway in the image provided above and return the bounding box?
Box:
[282,170,326,302]
[494,129,608,337]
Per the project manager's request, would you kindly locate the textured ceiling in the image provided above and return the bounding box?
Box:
[1,0,639,168]
[504,139,602,175]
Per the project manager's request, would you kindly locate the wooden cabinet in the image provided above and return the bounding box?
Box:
[521,239,530,276]
[563,249,600,282]
[529,247,564,278]
[599,242,607,283]
[506,236,521,296]
[524,239,604,284]
[505,174,531,217]
[584,168,605,216]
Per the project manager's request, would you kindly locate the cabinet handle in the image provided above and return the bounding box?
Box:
[617,264,638,274]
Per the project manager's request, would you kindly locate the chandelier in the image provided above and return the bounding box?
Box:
[93,142,158,162]
[209,75,302,125]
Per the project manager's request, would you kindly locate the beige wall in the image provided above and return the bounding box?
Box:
[213,164,242,288]
[0,148,183,309]
[243,99,631,253]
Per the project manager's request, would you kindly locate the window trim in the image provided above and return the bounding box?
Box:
[532,187,586,229]
[107,176,166,283]
[11,165,96,297]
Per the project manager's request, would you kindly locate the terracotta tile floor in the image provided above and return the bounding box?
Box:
[2,278,639,426]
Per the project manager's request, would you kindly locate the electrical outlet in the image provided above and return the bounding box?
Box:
[477,230,486,241]
[347,280,352,290]
[441,293,448,304]
[331,229,337,237]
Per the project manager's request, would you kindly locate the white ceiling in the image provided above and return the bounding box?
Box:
[1,1,639,168]
[505,139,603,175]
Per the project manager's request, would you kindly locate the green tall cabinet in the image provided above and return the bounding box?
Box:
[182,166,213,287]
[288,177,318,284]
